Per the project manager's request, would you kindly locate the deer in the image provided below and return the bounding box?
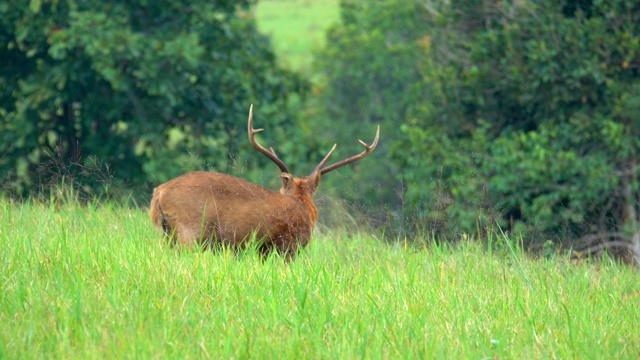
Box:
[149,104,379,258]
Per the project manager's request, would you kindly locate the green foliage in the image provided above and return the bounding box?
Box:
[311,0,431,225]
[0,0,308,198]
[394,0,640,243]
[311,0,640,247]
[2,201,639,358]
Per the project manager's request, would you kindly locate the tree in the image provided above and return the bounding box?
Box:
[315,0,640,261]
[0,0,308,199]
[399,0,640,259]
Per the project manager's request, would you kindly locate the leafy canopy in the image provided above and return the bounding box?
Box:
[0,0,308,198]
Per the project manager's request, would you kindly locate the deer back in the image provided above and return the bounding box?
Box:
[150,171,314,250]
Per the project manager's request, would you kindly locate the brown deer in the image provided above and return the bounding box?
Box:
[149,105,379,258]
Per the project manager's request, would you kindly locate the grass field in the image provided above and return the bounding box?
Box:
[255,0,340,73]
[1,200,639,359]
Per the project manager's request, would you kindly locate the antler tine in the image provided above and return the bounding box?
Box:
[310,143,338,175]
[319,125,380,175]
[247,104,290,174]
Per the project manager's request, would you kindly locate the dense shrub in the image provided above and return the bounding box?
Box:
[0,0,308,199]
[316,0,640,253]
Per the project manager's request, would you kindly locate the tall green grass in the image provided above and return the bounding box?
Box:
[1,200,639,358]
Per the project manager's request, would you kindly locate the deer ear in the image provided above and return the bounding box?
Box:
[279,173,294,194]
[309,171,321,193]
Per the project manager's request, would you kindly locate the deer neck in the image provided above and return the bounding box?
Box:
[291,190,318,226]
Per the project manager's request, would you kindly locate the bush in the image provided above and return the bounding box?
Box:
[315,0,640,252]
[399,0,640,247]
[0,1,308,199]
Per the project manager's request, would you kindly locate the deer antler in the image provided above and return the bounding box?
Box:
[319,125,380,175]
[248,104,290,174]
[310,143,338,175]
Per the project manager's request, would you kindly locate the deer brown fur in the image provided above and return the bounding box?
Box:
[149,105,379,258]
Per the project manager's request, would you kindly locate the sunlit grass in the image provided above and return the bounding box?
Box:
[1,200,639,358]
[255,0,340,73]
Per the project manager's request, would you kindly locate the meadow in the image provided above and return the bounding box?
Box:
[255,0,340,73]
[1,199,639,359]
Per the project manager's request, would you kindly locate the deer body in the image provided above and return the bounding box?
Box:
[150,105,379,257]
[150,171,316,254]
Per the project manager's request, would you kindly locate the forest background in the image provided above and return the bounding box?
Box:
[1,0,639,259]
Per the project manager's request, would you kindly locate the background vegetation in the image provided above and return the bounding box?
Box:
[0,0,308,199]
[309,0,640,259]
[2,0,640,258]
